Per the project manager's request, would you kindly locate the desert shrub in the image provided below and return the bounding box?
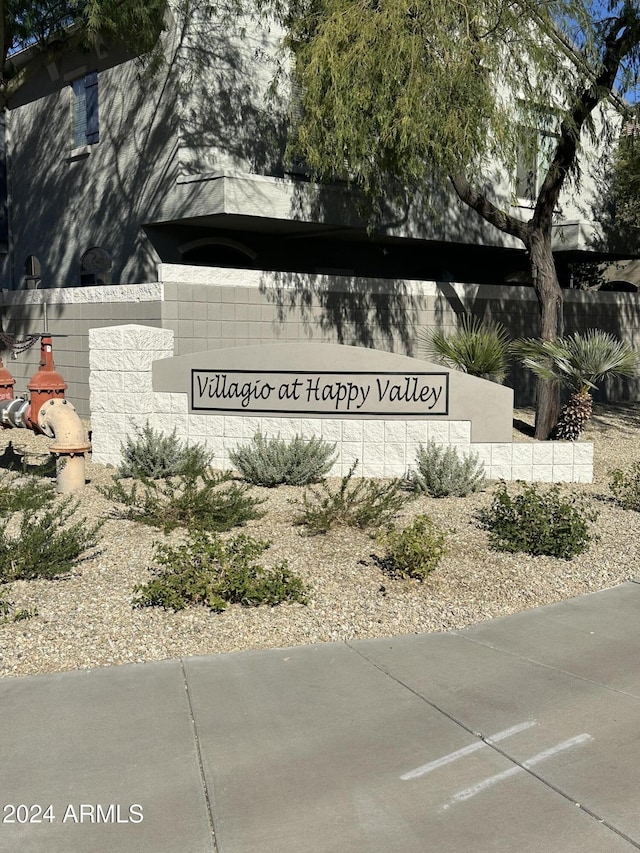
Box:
[408,442,485,497]
[418,313,511,382]
[0,499,103,582]
[229,432,337,487]
[0,474,55,516]
[117,423,212,480]
[102,470,264,533]
[132,531,308,612]
[479,483,597,560]
[293,461,410,534]
[610,462,640,511]
[376,515,447,580]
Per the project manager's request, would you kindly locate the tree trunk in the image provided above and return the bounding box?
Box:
[528,230,564,440]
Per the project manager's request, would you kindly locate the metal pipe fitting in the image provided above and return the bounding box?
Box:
[37,399,91,493]
[0,397,30,429]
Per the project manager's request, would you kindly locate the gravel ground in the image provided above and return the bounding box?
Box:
[0,403,638,679]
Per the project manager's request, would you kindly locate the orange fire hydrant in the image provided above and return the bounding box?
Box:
[26,334,67,431]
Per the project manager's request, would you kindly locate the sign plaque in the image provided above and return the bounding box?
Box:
[191,370,449,416]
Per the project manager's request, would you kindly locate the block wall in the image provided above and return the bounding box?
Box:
[3,266,640,426]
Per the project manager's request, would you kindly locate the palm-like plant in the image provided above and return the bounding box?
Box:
[417,313,511,382]
[511,330,640,440]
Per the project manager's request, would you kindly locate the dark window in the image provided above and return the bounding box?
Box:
[72,71,99,147]
[24,255,42,289]
[515,121,558,202]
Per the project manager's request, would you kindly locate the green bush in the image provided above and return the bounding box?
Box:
[418,313,511,382]
[132,531,308,612]
[0,499,103,582]
[293,461,410,534]
[0,474,55,516]
[610,462,640,511]
[102,470,265,533]
[229,432,337,487]
[117,423,212,480]
[479,483,597,560]
[409,442,485,497]
[377,515,447,579]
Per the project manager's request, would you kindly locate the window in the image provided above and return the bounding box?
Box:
[80,247,111,286]
[515,122,558,203]
[23,255,41,289]
[72,71,99,148]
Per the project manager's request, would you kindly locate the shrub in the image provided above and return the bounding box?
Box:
[408,442,485,497]
[229,432,337,487]
[376,515,447,579]
[102,470,265,533]
[417,313,511,382]
[610,462,640,511]
[0,474,55,516]
[479,483,597,560]
[117,423,212,480]
[132,531,308,612]
[293,461,410,534]
[0,499,103,582]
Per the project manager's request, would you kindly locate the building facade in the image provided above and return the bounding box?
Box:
[0,3,637,417]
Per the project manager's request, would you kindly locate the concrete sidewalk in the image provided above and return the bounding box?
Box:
[2,581,640,852]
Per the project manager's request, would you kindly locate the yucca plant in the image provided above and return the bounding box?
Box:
[417,313,510,382]
[511,330,640,440]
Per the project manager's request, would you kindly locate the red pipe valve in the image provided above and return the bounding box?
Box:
[0,357,16,404]
[27,335,67,430]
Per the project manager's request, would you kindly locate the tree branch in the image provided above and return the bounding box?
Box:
[450,172,531,244]
[534,6,640,231]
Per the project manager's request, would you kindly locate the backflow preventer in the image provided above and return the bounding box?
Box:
[0,335,90,492]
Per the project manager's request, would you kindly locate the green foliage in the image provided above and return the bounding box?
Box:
[0,474,55,516]
[376,515,447,580]
[409,442,485,498]
[117,423,213,480]
[479,483,597,560]
[0,499,103,582]
[229,432,337,486]
[418,314,510,382]
[277,0,635,218]
[293,461,409,534]
[282,0,564,203]
[610,462,640,511]
[511,330,640,394]
[133,531,308,612]
[102,469,265,533]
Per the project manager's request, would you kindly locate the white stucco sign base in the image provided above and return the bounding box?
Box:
[89,325,593,483]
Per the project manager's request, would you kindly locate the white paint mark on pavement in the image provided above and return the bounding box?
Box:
[401,721,536,781]
[445,733,593,807]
